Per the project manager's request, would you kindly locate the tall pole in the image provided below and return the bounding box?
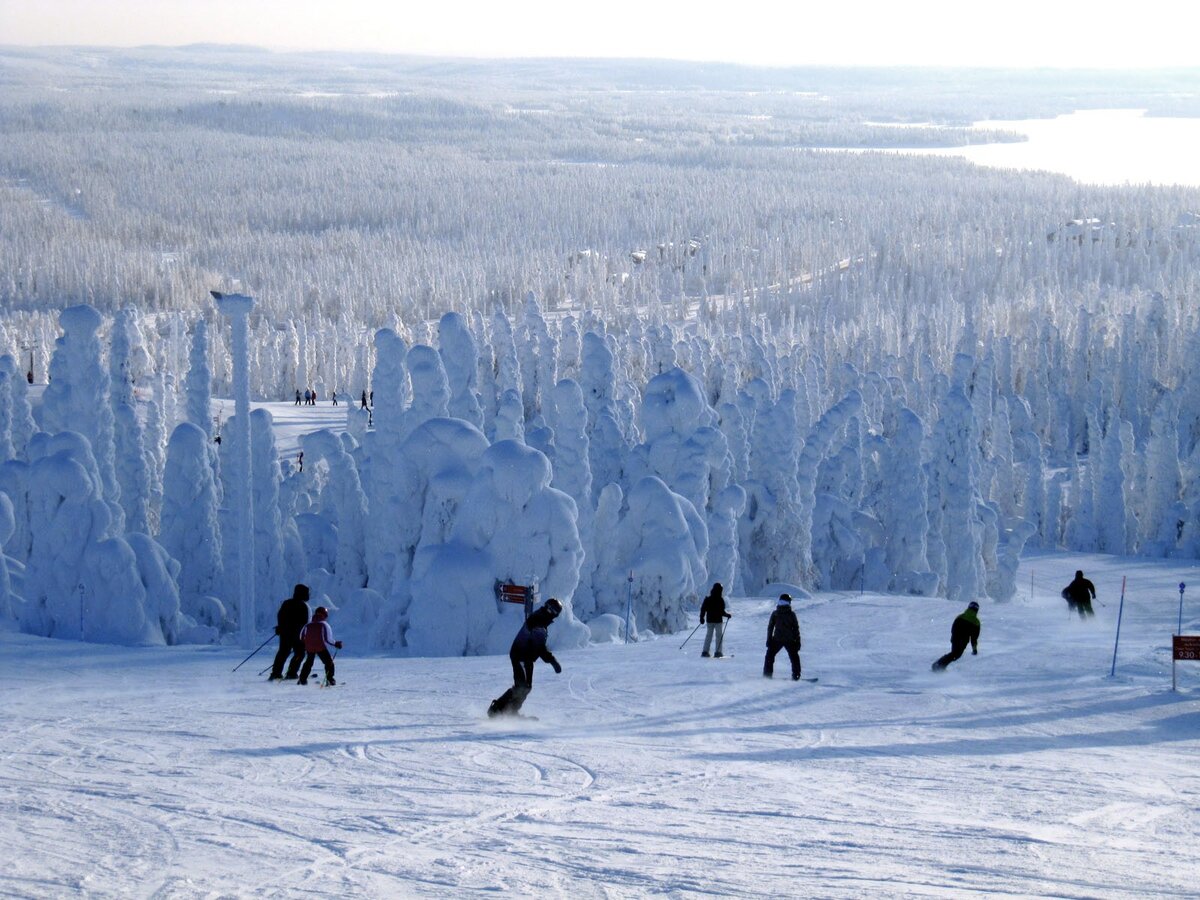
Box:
[213,291,257,649]
[1178,582,1186,636]
[1109,575,1127,678]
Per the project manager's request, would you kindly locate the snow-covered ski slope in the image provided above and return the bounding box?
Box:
[4,551,1199,898]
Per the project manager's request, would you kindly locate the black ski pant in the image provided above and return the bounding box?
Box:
[764,639,801,678]
[299,648,335,682]
[490,654,535,716]
[271,634,305,678]
[934,638,970,670]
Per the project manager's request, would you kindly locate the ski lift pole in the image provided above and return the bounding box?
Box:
[1178,582,1187,636]
[233,633,276,673]
[1108,575,1128,678]
[623,570,634,644]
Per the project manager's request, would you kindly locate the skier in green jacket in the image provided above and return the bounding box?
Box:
[932,601,981,671]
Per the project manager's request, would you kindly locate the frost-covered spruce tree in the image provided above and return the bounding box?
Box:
[185,320,213,439]
[548,378,594,602]
[580,331,627,501]
[882,407,937,594]
[375,417,491,648]
[1095,410,1131,554]
[793,390,863,589]
[38,306,121,522]
[438,312,482,429]
[1018,431,1046,546]
[364,328,409,592]
[300,429,368,594]
[407,440,588,656]
[109,309,152,535]
[935,384,986,603]
[494,388,525,443]
[593,476,706,636]
[9,360,35,462]
[159,422,226,629]
[0,355,13,463]
[0,491,16,626]
[400,345,450,441]
[988,396,1018,520]
[21,431,181,645]
[1137,400,1185,561]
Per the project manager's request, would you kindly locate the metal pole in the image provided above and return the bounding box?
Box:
[1109,575,1127,678]
[232,633,275,672]
[679,621,703,650]
[624,570,633,644]
[1178,582,1186,636]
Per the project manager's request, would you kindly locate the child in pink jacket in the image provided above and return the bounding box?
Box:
[298,606,343,685]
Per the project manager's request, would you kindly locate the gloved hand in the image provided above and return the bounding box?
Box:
[335,641,344,649]
[725,613,732,619]
[274,626,280,635]
[552,660,562,674]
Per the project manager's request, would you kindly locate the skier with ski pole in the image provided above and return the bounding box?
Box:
[232,633,276,673]
[699,582,732,657]
[297,607,343,685]
[268,583,311,681]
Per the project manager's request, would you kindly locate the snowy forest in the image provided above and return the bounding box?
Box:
[2,46,1200,655]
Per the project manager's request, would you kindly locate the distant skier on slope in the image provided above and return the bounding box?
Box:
[297,606,343,685]
[699,582,732,658]
[1061,570,1096,619]
[932,601,981,671]
[763,594,802,680]
[268,583,310,681]
[488,598,563,717]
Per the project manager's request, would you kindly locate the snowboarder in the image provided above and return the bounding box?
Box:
[763,594,802,680]
[1061,570,1096,618]
[488,598,563,717]
[699,582,731,657]
[269,583,311,681]
[932,601,981,671]
[297,606,343,685]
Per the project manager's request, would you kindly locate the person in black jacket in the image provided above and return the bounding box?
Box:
[489,598,563,717]
[1061,570,1096,618]
[269,584,311,681]
[932,601,981,671]
[764,594,802,680]
[699,582,731,658]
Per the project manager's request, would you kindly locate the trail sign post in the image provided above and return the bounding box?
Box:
[1173,635,1200,692]
[496,581,535,618]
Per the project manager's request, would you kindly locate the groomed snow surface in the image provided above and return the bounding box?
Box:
[4,552,1198,898]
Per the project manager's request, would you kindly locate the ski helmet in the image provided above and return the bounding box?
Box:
[544,598,563,617]
[967,601,980,611]
[314,606,329,619]
[778,593,792,604]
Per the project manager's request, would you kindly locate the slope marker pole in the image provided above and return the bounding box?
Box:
[1108,575,1127,678]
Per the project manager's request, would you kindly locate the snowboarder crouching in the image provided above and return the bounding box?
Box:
[489,598,563,717]
[298,606,342,685]
[932,601,980,671]
[700,581,732,657]
[1061,570,1096,619]
[763,594,802,680]
[269,583,310,681]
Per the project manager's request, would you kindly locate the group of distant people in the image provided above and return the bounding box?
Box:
[265,567,1101,708]
[295,388,324,406]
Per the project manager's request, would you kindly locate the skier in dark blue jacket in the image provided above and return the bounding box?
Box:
[489,598,563,717]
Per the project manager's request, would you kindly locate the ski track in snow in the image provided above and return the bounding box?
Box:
[3,552,1200,897]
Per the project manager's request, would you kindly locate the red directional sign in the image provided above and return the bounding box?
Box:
[1173,635,1200,661]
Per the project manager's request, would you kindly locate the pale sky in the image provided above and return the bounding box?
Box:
[1,0,1197,68]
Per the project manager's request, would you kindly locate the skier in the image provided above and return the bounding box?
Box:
[294,389,301,406]
[1061,570,1096,618]
[304,388,312,405]
[331,390,338,406]
[268,583,311,681]
[488,598,563,717]
[361,390,368,409]
[932,601,981,671]
[699,582,731,658]
[297,606,343,685]
[763,594,802,680]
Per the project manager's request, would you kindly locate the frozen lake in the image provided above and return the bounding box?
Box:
[902,109,1200,187]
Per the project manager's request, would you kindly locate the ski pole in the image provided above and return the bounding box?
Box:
[679,621,704,649]
[258,661,273,677]
[233,633,276,672]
